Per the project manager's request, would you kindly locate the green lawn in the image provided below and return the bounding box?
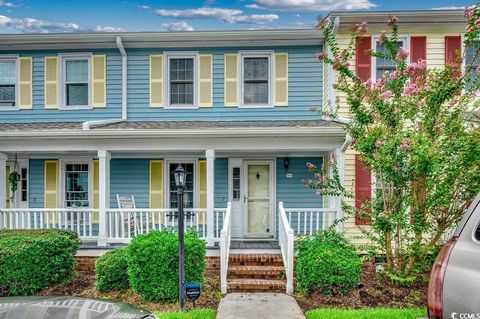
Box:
[305,308,427,319]
[154,308,216,319]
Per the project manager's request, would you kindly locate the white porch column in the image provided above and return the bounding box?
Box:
[334,148,346,232]
[206,149,215,246]
[0,153,7,229]
[98,150,111,247]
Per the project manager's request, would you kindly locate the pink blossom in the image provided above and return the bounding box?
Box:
[343,61,351,68]
[306,162,316,170]
[390,71,399,80]
[332,58,341,70]
[380,90,393,99]
[400,138,410,150]
[392,166,399,172]
[395,47,409,61]
[434,123,446,132]
[417,59,427,69]
[363,79,373,88]
[477,19,480,28]
[316,189,324,195]
[477,65,480,73]
[375,140,385,148]
[406,62,417,75]
[403,83,419,96]
[340,49,348,57]
[355,21,367,33]
[387,15,398,26]
[379,30,387,44]
[465,6,475,19]
[372,113,381,122]
[316,51,328,61]
[322,175,328,182]
[419,99,426,106]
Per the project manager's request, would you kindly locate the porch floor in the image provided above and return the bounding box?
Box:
[230,240,280,250]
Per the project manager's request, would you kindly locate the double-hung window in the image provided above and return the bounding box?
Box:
[241,52,273,107]
[167,54,196,107]
[373,39,406,81]
[61,55,91,108]
[0,58,17,108]
[465,41,480,89]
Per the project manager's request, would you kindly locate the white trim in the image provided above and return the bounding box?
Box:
[6,159,29,208]
[239,51,274,108]
[243,159,276,238]
[59,52,93,110]
[164,51,199,109]
[371,35,409,82]
[164,158,199,209]
[0,54,19,111]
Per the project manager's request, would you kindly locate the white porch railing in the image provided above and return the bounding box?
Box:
[278,202,294,295]
[0,208,98,240]
[219,202,232,294]
[0,207,227,244]
[284,207,338,236]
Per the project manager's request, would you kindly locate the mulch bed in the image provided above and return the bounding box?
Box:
[295,263,428,312]
[36,270,222,312]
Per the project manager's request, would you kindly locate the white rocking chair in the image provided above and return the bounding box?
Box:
[116,194,141,236]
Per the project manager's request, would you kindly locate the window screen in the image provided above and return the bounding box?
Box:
[65,59,89,106]
[243,57,269,105]
[169,58,194,105]
[0,60,16,107]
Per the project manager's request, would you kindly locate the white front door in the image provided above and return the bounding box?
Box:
[244,161,273,237]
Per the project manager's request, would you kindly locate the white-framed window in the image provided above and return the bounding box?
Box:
[166,161,196,209]
[240,51,273,108]
[465,40,480,89]
[60,53,92,109]
[63,162,91,208]
[0,56,18,110]
[372,37,408,82]
[165,52,198,108]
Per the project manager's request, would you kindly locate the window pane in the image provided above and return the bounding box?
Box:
[170,83,193,104]
[244,58,268,81]
[169,163,194,209]
[0,85,15,105]
[0,61,16,85]
[65,164,89,208]
[67,83,88,106]
[376,41,402,79]
[465,41,480,89]
[66,59,88,82]
[170,58,193,81]
[244,82,268,104]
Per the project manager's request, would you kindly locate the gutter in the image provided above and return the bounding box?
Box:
[340,134,352,152]
[82,36,127,130]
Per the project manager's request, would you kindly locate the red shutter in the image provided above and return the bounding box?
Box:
[355,154,371,225]
[410,36,427,63]
[356,36,372,82]
[445,36,462,76]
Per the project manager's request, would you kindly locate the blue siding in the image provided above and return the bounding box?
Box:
[29,159,44,208]
[0,45,323,123]
[276,157,323,208]
[214,158,228,208]
[110,159,150,208]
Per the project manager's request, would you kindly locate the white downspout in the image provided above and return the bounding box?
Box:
[82,36,127,130]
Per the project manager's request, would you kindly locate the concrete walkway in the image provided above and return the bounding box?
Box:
[216,293,305,319]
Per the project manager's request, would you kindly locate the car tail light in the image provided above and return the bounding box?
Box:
[428,237,458,319]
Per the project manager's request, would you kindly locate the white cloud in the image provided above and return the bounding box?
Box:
[247,0,376,12]
[152,7,278,24]
[0,0,15,7]
[431,6,465,10]
[161,21,194,31]
[0,14,123,33]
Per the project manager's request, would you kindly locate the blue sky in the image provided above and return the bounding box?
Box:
[0,0,474,33]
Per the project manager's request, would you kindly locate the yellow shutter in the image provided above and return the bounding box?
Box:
[19,57,32,109]
[150,55,163,107]
[44,57,58,109]
[44,160,58,208]
[92,55,106,108]
[274,53,288,106]
[224,54,238,107]
[5,164,10,208]
[149,160,164,208]
[199,54,213,107]
[199,160,207,209]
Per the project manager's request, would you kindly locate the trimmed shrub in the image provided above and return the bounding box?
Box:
[296,229,362,296]
[0,229,81,296]
[96,248,129,292]
[127,230,206,302]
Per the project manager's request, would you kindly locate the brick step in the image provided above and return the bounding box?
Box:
[228,265,285,280]
[228,254,284,267]
[228,279,286,292]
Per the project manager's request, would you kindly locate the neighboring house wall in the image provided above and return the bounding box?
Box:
[329,26,464,242]
[0,45,324,122]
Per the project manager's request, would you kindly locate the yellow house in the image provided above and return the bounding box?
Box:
[322,9,468,242]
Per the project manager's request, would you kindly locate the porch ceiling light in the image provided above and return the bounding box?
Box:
[174,164,186,189]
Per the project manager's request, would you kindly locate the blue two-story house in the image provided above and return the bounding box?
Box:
[0,30,347,293]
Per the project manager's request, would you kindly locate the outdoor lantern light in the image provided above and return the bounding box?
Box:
[174,165,186,189]
[284,157,290,171]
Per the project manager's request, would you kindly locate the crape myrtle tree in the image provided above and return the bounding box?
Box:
[307,5,480,282]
